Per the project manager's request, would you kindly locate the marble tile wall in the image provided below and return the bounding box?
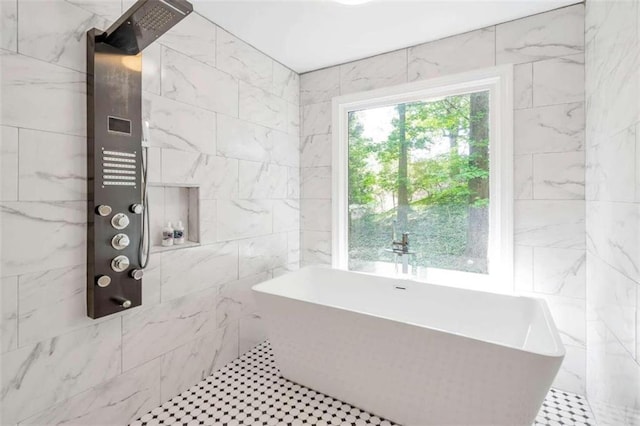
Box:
[0,0,299,423]
[299,4,587,394]
[585,0,640,424]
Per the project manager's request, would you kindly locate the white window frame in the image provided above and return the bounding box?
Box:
[331,65,514,294]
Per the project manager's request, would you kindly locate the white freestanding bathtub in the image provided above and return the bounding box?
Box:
[252,267,565,426]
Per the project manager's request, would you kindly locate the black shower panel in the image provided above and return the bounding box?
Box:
[86,0,192,319]
[87,31,144,319]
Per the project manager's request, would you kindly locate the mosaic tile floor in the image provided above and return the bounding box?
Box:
[132,342,596,426]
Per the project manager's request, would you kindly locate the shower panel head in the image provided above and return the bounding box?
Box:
[102,0,193,55]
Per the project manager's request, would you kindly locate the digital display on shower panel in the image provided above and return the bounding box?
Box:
[107,116,132,135]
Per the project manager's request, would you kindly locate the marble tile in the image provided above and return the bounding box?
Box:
[272,61,299,106]
[533,247,586,299]
[217,114,274,164]
[300,67,340,106]
[533,54,585,107]
[18,0,108,72]
[1,276,17,353]
[533,151,585,200]
[216,199,272,241]
[587,0,639,137]
[287,230,300,265]
[587,201,640,282]
[514,154,533,200]
[301,199,332,232]
[160,331,219,401]
[146,147,162,183]
[21,359,161,426]
[553,344,586,395]
[159,149,204,185]
[122,287,217,371]
[160,150,238,200]
[544,295,586,347]
[273,199,300,233]
[586,320,640,425]
[1,126,18,201]
[585,0,640,420]
[161,47,238,116]
[1,51,86,136]
[212,321,239,372]
[301,230,332,266]
[513,62,533,110]
[239,313,266,355]
[142,42,161,95]
[282,167,298,200]
[515,102,585,154]
[65,0,122,20]
[1,201,85,276]
[158,12,216,67]
[161,241,238,302]
[0,0,17,52]
[301,134,332,168]
[238,233,288,278]
[301,166,331,199]
[339,49,407,95]
[216,271,269,329]
[269,133,298,170]
[146,92,216,154]
[273,261,299,277]
[514,200,585,249]
[1,318,121,424]
[587,253,638,356]
[200,155,239,200]
[587,126,636,202]
[496,4,585,65]
[238,161,288,199]
[17,264,97,347]
[408,28,495,81]
[18,128,87,201]
[637,289,640,364]
[514,245,533,293]
[302,101,332,137]
[287,102,301,137]
[199,199,216,244]
[239,81,288,132]
[636,124,640,203]
[216,27,273,92]
[142,253,161,307]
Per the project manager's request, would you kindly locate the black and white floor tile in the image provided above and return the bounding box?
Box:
[132,342,596,426]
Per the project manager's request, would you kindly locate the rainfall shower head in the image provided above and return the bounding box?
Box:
[102,0,193,55]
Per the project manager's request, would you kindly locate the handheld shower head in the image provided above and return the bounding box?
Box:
[102,0,193,55]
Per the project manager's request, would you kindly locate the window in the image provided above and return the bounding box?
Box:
[332,66,513,293]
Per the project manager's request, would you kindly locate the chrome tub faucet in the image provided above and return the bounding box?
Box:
[391,220,410,254]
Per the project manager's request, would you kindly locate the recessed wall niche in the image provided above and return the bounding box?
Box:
[148,184,200,252]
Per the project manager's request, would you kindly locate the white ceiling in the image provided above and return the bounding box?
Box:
[195,0,579,74]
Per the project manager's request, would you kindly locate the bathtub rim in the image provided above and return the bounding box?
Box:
[253,266,566,359]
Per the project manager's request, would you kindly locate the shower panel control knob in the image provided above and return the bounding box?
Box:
[96,275,111,287]
[111,233,130,250]
[113,297,132,309]
[96,205,112,217]
[111,255,130,272]
[130,204,143,214]
[130,269,144,280]
[111,213,129,230]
